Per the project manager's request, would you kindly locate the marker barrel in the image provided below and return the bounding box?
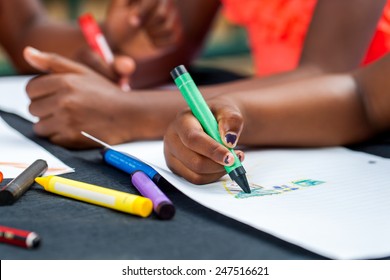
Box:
[0,225,40,249]
[102,149,162,184]
[79,13,114,64]
[36,176,152,218]
[171,68,242,174]
[131,171,175,220]
[171,65,251,193]
[0,159,48,205]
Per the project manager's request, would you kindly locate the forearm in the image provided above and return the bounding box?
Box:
[300,0,387,71]
[227,75,376,147]
[16,20,87,72]
[0,0,87,73]
[129,42,197,88]
[353,54,390,131]
[199,64,324,95]
[129,0,221,88]
[119,89,188,141]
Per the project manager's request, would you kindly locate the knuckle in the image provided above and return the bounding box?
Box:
[60,75,75,90]
[57,95,74,111]
[208,144,224,160]
[33,122,44,135]
[228,111,243,124]
[183,129,203,147]
[47,53,61,67]
[188,174,208,185]
[25,81,34,96]
[28,103,37,116]
[189,155,205,174]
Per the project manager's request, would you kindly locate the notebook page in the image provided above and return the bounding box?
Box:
[113,141,390,259]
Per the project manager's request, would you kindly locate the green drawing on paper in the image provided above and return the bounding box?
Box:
[223,179,325,199]
[291,179,325,186]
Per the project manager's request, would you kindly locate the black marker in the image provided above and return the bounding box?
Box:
[0,159,48,205]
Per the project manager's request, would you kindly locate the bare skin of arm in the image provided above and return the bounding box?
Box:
[23,47,191,148]
[21,0,389,150]
[0,0,86,72]
[197,0,388,93]
[0,0,207,89]
[126,0,221,88]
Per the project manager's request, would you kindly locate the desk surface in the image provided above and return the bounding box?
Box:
[1,110,390,260]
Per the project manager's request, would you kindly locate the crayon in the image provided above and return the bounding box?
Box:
[35,176,152,218]
[0,159,48,205]
[0,225,40,249]
[131,171,175,220]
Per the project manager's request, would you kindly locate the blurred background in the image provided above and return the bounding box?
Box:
[0,0,254,77]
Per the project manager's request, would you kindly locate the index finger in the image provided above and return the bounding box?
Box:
[175,111,236,167]
[24,47,91,74]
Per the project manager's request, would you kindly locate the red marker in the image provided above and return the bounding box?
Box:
[0,171,3,183]
[79,13,114,64]
[0,225,41,249]
[79,13,130,91]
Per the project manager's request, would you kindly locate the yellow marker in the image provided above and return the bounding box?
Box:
[35,176,152,218]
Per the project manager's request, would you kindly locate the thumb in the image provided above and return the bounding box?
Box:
[23,46,90,74]
[212,99,244,148]
[113,55,136,91]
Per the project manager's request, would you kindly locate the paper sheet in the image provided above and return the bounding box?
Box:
[0,75,37,123]
[113,141,390,260]
[0,116,74,178]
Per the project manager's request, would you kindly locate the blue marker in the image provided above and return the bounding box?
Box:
[101,148,163,185]
[81,131,166,186]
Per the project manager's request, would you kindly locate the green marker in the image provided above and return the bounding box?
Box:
[171,65,251,193]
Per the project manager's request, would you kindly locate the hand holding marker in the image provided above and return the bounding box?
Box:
[171,65,251,193]
[79,13,131,91]
[81,131,175,219]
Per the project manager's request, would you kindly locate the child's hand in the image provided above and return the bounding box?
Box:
[163,97,245,184]
[105,0,183,51]
[74,47,135,91]
[23,46,138,148]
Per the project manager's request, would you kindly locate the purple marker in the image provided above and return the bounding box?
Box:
[131,171,175,220]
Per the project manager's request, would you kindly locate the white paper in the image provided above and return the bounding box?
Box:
[0,117,74,178]
[113,141,390,260]
[0,75,37,122]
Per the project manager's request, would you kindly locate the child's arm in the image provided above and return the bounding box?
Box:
[164,65,390,184]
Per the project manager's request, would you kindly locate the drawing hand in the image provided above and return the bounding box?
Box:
[73,46,135,91]
[23,46,138,148]
[163,98,245,184]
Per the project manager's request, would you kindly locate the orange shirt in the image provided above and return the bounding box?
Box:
[221,0,390,76]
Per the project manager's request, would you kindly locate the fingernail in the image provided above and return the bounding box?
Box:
[120,83,131,92]
[27,47,42,56]
[237,152,245,162]
[129,16,140,26]
[223,154,234,166]
[225,133,237,147]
